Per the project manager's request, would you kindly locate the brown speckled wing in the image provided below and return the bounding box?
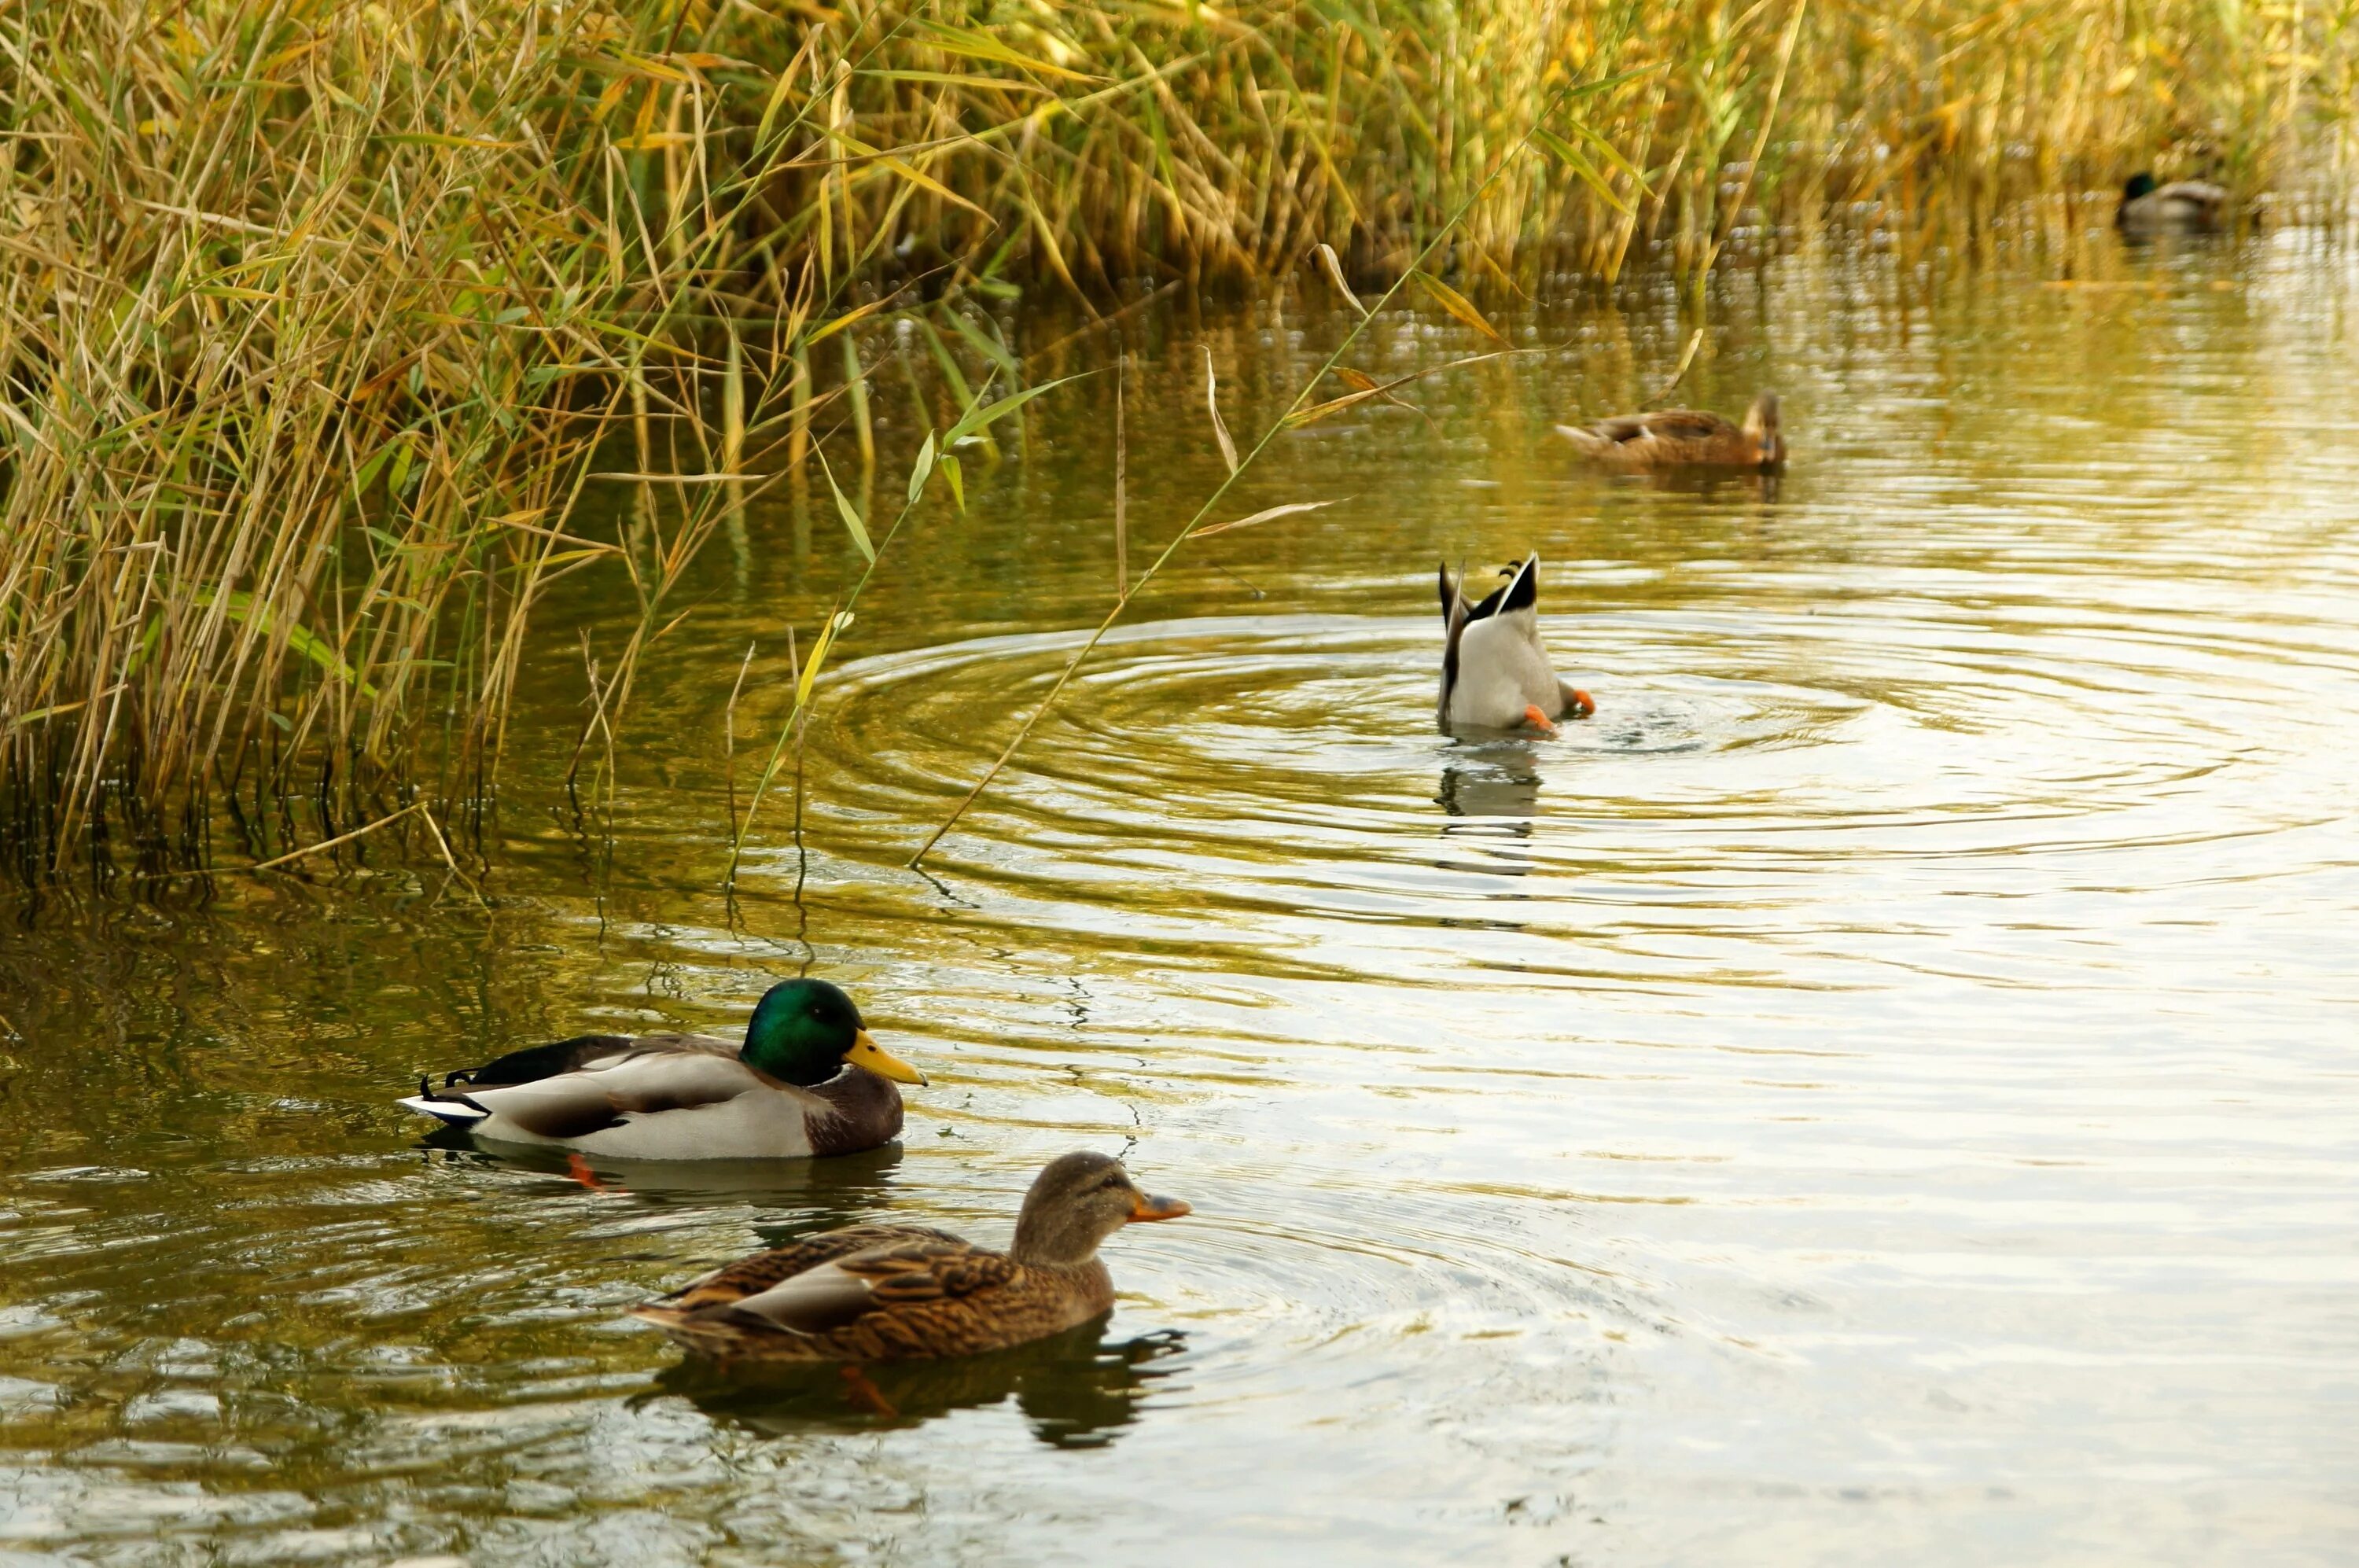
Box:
[1588,413,1656,444]
[708,1238,1025,1345]
[1636,410,1733,441]
[837,1239,1021,1307]
[655,1224,962,1312]
[635,1245,1113,1361]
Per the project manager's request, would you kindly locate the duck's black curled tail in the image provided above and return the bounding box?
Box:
[398,1079,492,1124]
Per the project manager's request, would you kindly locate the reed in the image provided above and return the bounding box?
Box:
[0,0,838,882]
[3,0,2348,884]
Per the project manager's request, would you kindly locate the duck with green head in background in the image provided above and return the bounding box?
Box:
[2117,171,2230,234]
[400,978,926,1160]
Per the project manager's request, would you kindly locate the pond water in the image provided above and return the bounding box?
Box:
[4,230,2357,1566]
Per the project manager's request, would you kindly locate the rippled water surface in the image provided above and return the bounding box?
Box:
[6,235,2359,1565]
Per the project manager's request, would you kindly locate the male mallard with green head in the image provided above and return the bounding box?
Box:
[399,978,926,1160]
[1438,555,1594,736]
[632,1151,1190,1361]
[1556,392,1784,472]
[2116,172,2229,234]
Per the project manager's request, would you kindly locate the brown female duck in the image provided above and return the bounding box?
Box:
[632,1151,1191,1361]
[1556,392,1784,471]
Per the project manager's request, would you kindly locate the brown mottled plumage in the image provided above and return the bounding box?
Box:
[1556,392,1784,471]
[631,1152,1190,1362]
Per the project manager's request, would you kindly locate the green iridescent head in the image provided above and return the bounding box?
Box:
[741,979,926,1089]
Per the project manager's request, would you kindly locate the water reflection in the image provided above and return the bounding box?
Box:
[5,234,2358,1564]
[420,1131,908,1215]
[1591,463,1783,503]
[1436,749,1542,879]
[654,1326,1186,1448]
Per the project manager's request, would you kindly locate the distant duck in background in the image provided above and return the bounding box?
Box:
[1555,392,1784,472]
[399,978,926,1161]
[2116,172,2229,234]
[1437,555,1594,736]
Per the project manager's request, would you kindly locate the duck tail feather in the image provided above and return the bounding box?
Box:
[1500,554,1539,615]
[1438,558,1472,728]
[399,1083,492,1124]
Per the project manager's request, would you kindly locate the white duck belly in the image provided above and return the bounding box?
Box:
[442,1050,819,1159]
[1447,612,1568,728]
[477,1089,818,1160]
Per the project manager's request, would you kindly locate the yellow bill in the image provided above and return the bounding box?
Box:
[845,1029,929,1087]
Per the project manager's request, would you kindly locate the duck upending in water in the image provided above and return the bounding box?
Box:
[631,1152,1191,1361]
[1437,555,1595,736]
[399,978,927,1160]
[1555,392,1784,471]
[2115,172,2229,234]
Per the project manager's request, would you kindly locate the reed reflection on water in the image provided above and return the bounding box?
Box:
[2,234,2357,1564]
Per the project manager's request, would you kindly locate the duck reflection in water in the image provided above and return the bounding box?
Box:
[1635,464,1781,504]
[653,1324,1187,1449]
[1437,749,1542,881]
[422,1130,906,1218]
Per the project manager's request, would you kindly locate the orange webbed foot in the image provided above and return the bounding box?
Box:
[1522,705,1560,737]
[565,1153,612,1192]
[840,1364,899,1417]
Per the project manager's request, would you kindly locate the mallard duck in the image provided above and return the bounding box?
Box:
[398,978,926,1161]
[1438,555,1594,735]
[2116,172,2229,234]
[631,1151,1190,1362]
[1555,392,1783,470]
